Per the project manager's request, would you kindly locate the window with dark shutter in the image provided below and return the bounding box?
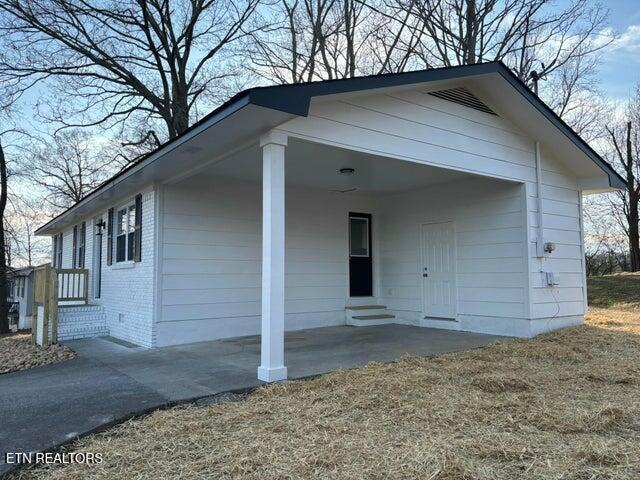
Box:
[72,225,78,268]
[107,208,114,265]
[133,194,142,262]
[79,221,86,268]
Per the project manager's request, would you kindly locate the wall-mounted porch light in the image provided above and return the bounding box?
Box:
[95,219,106,236]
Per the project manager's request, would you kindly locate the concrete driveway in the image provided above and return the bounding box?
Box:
[0,324,508,475]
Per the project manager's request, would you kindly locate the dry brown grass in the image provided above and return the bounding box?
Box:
[12,310,640,480]
[10,277,640,479]
[0,333,77,375]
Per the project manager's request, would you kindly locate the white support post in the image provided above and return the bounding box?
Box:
[257,131,288,382]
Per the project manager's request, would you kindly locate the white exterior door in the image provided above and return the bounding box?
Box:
[421,221,456,319]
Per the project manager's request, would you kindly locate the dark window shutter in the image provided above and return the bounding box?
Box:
[72,225,78,268]
[52,235,58,268]
[133,194,142,262]
[58,233,63,268]
[107,208,114,266]
[80,221,86,268]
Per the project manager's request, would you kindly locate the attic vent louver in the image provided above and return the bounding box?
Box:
[428,87,497,115]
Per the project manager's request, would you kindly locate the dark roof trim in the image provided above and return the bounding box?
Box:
[36,61,624,234]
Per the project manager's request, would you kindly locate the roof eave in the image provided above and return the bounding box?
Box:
[35,62,625,235]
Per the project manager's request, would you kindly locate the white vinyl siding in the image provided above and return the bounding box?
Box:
[278,90,537,185]
[278,87,587,332]
[377,177,527,333]
[158,176,376,346]
[527,149,585,319]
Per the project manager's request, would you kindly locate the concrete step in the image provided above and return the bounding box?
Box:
[352,314,396,320]
[345,305,387,310]
[59,304,102,313]
[345,304,397,326]
[58,314,106,324]
[346,305,388,318]
[58,324,109,341]
[57,304,108,341]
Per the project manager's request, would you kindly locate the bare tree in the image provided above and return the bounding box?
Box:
[26,130,118,210]
[5,197,50,266]
[0,138,8,332]
[0,0,264,140]
[605,88,640,271]
[249,0,368,82]
[403,0,609,79]
[583,200,629,275]
[247,0,428,82]
[250,0,613,128]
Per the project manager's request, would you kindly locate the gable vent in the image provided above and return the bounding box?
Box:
[428,87,497,115]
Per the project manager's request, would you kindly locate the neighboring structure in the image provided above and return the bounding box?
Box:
[35,62,624,381]
[7,266,35,330]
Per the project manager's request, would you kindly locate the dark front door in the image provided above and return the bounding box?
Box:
[349,212,373,297]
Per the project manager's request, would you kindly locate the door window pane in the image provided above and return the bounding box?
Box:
[350,217,369,257]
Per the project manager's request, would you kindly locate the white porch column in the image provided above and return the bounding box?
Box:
[257,131,288,382]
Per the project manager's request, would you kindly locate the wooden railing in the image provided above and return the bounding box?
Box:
[57,268,89,304]
[32,265,88,346]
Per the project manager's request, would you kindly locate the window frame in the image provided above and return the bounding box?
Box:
[114,202,136,264]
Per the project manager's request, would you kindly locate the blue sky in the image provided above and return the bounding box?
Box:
[598,0,640,100]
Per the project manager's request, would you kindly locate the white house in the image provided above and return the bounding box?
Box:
[35,62,624,382]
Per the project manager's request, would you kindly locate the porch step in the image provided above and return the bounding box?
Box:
[57,305,104,322]
[345,305,397,326]
[346,305,387,310]
[57,324,109,341]
[57,304,108,341]
[352,314,396,320]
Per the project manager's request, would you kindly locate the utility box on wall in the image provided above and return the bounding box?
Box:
[543,271,560,287]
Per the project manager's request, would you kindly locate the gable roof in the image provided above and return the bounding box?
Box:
[35,61,625,235]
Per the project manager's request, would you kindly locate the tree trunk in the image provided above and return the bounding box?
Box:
[464,0,477,64]
[629,199,640,271]
[625,121,640,271]
[0,141,9,334]
[169,97,190,139]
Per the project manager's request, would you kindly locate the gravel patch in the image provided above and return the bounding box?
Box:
[0,334,78,375]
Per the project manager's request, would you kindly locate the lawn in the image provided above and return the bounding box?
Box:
[12,275,640,480]
[588,272,640,310]
[0,333,77,375]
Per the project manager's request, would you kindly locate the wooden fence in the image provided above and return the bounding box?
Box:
[32,265,88,346]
